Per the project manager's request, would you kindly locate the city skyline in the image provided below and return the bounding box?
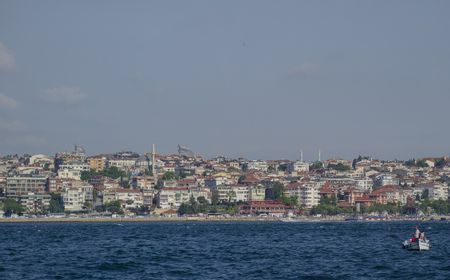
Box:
[1,1,449,160]
[1,144,448,163]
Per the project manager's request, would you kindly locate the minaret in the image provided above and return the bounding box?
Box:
[152,144,156,180]
[300,150,304,162]
[318,149,321,162]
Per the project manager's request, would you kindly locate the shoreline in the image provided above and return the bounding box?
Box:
[0,216,446,223]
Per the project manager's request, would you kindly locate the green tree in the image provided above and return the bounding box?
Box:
[3,199,25,216]
[189,195,197,205]
[48,193,64,213]
[267,165,275,173]
[241,163,248,172]
[104,200,123,214]
[197,196,208,205]
[328,163,350,172]
[281,195,298,207]
[238,175,245,184]
[83,201,93,210]
[93,189,99,203]
[80,170,94,181]
[352,159,357,169]
[177,197,200,216]
[320,196,337,206]
[421,189,429,200]
[278,164,287,172]
[162,171,175,181]
[227,167,241,173]
[119,177,129,188]
[416,160,429,168]
[226,190,236,203]
[310,199,352,216]
[155,179,164,190]
[272,182,285,200]
[104,166,127,179]
[310,161,323,170]
[178,203,190,215]
[225,203,239,215]
[211,191,219,205]
[81,166,128,181]
[430,199,449,214]
[415,193,421,201]
[435,158,447,169]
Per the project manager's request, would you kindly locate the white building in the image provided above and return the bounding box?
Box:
[286,161,310,173]
[131,176,156,190]
[205,176,232,188]
[6,176,47,199]
[103,188,144,210]
[190,187,211,203]
[248,185,266,201]
[28,154,53,168]
[107,159,136,171]
[285,182,320,209]
[212,185,249,203]
[158,187,211,209]
[247,161,269,172]
[374,174,399,187]
[414,183,449,200]
[159,187,189,209]
[354,178,373,192]
[58,169,81,180]
[19,193,51,213]
[59,162,90,172]
[62,185,94,211]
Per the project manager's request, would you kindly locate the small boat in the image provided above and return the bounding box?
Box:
[364,215,387,221]
[345,216,363,221]
[403,227,430,251]
[402,238,430,251]
[279,217,304,223]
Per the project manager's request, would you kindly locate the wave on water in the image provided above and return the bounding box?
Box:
[0,221,449,279]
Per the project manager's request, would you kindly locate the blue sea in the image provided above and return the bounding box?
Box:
[0,221,449,279]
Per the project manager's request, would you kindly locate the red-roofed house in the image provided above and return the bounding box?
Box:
[240,200,288,216]
[319,182,337,200]
[369,185,407,205]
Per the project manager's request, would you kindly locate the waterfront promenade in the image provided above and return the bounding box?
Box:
[0,215,446,223]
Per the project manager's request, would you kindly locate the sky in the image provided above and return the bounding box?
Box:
[0,1,449,161]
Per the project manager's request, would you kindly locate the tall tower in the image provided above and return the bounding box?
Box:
[152,144,156,180]
[300,149,304,162]
[318,149,321,162]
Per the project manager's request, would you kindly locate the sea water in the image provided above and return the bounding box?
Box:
[0,221,449,279]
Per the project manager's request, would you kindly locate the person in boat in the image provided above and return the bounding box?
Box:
[419,231,426,241]
[411,226,420,242]
[415,227,420,238]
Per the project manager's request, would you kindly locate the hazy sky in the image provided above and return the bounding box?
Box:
[0,1,449,160]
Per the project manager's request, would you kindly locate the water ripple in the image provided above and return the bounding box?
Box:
[0,221,449,279]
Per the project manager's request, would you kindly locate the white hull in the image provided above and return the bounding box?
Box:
[403,239,430,251]
[280,218,302,222]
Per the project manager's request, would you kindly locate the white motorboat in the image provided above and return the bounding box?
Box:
[279,217,304,222]
[402,238,430,251]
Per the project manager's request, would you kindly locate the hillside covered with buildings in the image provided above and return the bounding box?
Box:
[1,146,449,218]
